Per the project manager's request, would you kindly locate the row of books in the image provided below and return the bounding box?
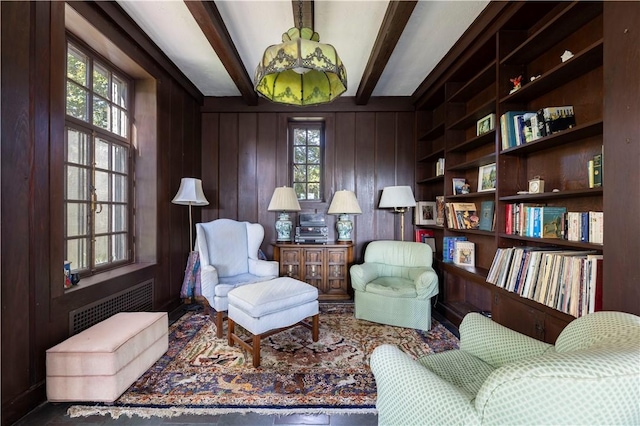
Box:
[500,106,576,150]
[443,201,495,231]
[487,247,602,317]
[442,237,475,267]
[504,203,603,244]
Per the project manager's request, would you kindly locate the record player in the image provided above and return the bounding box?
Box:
[295,213,328,243]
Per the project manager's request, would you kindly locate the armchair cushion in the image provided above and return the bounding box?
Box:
[371,311,640,426]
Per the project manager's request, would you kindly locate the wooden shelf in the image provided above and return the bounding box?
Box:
[500,40,603,104]
[501,120,603,155]
[497,234,603,250]
[418,148,445,163]
[417,175,445,185]
[499,187,602,202]
[418,122,445,141]
[448,60,496,103]
[448,153,496,171]
[447,99,496,130]
[500,2,603,65]
[449,130,495,153]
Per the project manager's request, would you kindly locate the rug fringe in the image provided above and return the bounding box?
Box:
[67,405,377,419]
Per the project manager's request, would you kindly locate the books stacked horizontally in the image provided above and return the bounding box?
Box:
[500,106,576,150]
[504,203,603,244]
[487,247,602,317]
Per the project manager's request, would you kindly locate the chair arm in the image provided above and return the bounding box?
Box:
[475,348,640,425]
[248,258,279,277]
[460,313,553,368]
[371,345,480,426]
[350,263,380,291]
[199,264,219,306]
[412,268,439,299]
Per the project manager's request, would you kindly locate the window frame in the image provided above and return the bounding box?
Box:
[289,121,326,203]
[64,35,135,277]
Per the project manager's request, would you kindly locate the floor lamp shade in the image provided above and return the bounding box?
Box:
[268,186,301,242]
[172,178,209,250]
[379,186,416,241]
[328,190,362,242]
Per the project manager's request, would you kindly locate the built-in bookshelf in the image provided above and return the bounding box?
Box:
[413,1,621,343]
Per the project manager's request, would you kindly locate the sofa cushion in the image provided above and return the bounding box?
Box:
[366,277,417,298]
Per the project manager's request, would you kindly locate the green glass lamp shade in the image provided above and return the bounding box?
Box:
[255,27,347,106]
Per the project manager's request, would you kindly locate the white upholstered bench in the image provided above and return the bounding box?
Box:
[46,311,168,402]
[227,277,319,367]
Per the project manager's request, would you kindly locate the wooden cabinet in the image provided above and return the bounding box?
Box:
[273,243,354,301]
[414,1,619,343]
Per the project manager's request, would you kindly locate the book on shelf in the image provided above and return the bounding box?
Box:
[539,106,576,135]
[435,196,445,227]
[541,206,567,238]
[451,202,479,230]
[423,237,436,254]
[487,247,515,288]
[414,229,434,243]
[453,241,475,267]
[500,111,531,150]
[588,211,603,244]
[592,152,602,187]
[478,200,495,231]
[443,236,467,263]
[587,159,595,188]
[488,248,601,317]
[436,158,445,176]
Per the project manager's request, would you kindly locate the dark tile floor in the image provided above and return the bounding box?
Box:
[14,305,458,426]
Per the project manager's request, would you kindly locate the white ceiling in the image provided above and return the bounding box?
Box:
[116,0,489,99]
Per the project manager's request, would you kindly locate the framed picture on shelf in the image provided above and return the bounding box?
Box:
[415,201,437,225]
[477,163,497,192]
[476,113,495,136]
[452,178,467,195]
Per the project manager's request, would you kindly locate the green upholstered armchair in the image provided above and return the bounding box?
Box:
[350,240,438,331]
[370,311,640,426]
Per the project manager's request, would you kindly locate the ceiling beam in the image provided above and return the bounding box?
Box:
[355,1,417,105]
[184,1,258,105]
[291,0,314,30]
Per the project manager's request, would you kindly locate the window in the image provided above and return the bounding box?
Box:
[290,122,324,201]
[65,40,133,275]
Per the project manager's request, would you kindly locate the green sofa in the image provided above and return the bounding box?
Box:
[350,240,439,331]
[371,311,640,425]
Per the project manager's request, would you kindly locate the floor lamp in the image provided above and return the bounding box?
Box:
[379,186,416,241]
[172,178,209,305]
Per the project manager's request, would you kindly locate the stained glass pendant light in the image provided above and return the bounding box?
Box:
[254,1,347,106]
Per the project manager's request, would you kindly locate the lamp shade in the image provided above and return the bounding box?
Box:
[171,178,209,206]
[379,186,416,209]
[254,27,347,106]
[268,186,301,212]
[328,190,362,215]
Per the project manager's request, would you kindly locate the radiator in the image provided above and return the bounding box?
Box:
[69,279,154,335]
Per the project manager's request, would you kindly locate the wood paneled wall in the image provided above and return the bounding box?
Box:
[0,2,202,424]
[200,99,416,262]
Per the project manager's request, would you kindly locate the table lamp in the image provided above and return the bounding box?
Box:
[327,190,362,242]
[267,186,301,242]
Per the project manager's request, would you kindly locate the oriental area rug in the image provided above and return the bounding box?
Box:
[68,304,459,419]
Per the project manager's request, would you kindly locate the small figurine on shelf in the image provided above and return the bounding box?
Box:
[561,50,574,63]
[509,75,522,94]
[461,183,471,194]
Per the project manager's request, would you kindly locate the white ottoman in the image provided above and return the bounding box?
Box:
[227,277,319,367]
[46,312,168,402]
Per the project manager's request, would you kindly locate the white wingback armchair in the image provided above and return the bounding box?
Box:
[196,219,278,337]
